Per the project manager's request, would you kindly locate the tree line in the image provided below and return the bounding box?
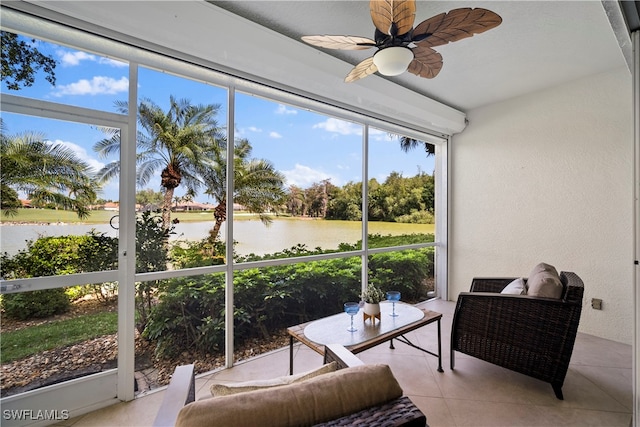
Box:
[284,171,434,223]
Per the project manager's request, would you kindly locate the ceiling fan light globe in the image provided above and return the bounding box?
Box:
[373,47,414,76]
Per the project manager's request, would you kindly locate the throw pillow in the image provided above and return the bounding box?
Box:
[527,263,563,299]
[528,262,558,278]
[501,277,527,295]
[210,361,338,396]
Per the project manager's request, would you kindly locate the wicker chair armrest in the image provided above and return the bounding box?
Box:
[559,271,584,303]
[322,345,426,426]
[314,396,426,427]
[469,277,517,293]
[452,292,582,358]
[324,343,365,368]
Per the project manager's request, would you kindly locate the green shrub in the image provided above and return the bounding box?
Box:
[144,273,226,357]
[0,232,118,280]
[2,288,70,320]
[0,232,118,319]
[171,239,225,269]
[395,210,435,224]
[65,285,92,301]
[144,234,434,359]
[339,233,434,251]
[136,211,172,274]
[145,255,363,358]
[135,211,173,333]
[368,247,434,301]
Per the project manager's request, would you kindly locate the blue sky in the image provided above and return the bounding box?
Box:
[3,37,434,202]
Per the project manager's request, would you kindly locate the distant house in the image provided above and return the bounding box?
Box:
[103,202,119,211]
[173,201,215,212]
[20,199,33,208]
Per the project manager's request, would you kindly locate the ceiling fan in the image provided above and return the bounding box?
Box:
[301,0,502,82]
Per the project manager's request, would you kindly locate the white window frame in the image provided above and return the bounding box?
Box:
[0,7,450,422]
[0,95,130,425]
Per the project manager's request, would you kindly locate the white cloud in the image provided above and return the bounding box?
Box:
[59,51,96,67]
[236,126,262,138]
[369,128,398,142]
[281,164,336,187]
[269,131,282,139]
[313,118,362,136]
[58,49,127,68]
[52,76,129,97]
[50,139,105,173]
[275,104,297,115]
[98,57,128,68]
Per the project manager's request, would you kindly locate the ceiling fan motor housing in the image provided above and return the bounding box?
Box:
[373,47,415,76]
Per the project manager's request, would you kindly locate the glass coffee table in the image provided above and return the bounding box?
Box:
[287,302,443,374]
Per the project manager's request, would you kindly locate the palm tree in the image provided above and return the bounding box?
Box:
[399,136,435,157]
[201,138,286,243]
[94,96,224,230]
[286,185,305,216]
[1,121,97,218]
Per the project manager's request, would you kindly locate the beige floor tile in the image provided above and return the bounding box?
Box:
[209,347,291,382]
[60,391,164,427]
[194,375,216,401]
[446,398,551,426]
[571,364,633,411]
[571,333,632,368]
[536,405,632,427]
[408,395,456,427]
[359,352,443,398]
[434,356,559,406]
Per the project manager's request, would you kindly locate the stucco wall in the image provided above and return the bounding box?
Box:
[449,67,634,344]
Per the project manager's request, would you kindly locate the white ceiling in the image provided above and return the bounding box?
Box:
[209,1,628,112]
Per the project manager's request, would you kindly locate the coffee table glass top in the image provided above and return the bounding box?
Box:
[303,302,424,346]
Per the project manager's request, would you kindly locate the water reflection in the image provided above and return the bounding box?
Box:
[0,220,433,257]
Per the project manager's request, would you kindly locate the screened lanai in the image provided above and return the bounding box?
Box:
[0,1,638,426]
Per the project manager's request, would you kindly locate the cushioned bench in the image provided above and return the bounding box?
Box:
[153,343,426,427]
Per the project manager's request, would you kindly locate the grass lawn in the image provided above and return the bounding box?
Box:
[0,209,115,224]
[0,208,238,224]
[0,311,118,363]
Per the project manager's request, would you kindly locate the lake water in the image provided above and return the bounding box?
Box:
[0,220,434,257]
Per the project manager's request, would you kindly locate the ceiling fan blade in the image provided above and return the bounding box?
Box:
[413,8,502,47]
[345,57,378,83]
[301,35,376,50]
[370,0,416,36]
[407,45,443,79]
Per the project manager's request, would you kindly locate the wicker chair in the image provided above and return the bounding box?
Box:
[450,271,584,400]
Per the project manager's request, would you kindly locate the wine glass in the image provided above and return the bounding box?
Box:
[344,302,360,332]
[386,291,401,317]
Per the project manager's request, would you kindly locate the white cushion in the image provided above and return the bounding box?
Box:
[210,361,338,396]
[501,278,527,295]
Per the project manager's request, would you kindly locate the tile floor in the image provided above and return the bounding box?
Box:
[54,300,633,427]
